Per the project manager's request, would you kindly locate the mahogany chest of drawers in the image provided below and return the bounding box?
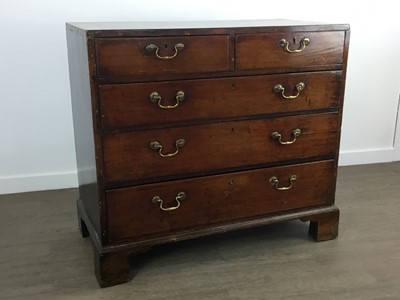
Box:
[66,20,350,287]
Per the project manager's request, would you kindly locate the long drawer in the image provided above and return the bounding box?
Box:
[106,160,336,242]
[102,113,339,184]
[99,71,342,129]
[236,31,345,71]
[96,35,230,77]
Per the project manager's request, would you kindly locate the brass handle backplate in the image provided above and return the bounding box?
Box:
[149,138,185,157]
[150,91,185,109]
[145,43,185,60]
[271,129,302,145]
[274,82,305,99]
[269,175,297,191]
[279,37,310,53]
[152,192,186,211]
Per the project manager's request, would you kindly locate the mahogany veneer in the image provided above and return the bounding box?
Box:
[66,20,350,287]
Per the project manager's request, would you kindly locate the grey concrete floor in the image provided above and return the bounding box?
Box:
[0,162,399,299]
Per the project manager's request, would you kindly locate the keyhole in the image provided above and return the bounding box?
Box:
[164,44,168,50]
[231,83,236,90]
[293,38,296,44]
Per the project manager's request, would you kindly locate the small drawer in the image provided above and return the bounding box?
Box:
[96,35,230,77]
[102,113,339,184]
[106,160,336,242]
[236,31,344,71]
[99,71,342,129]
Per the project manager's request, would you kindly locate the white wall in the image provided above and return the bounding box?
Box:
[1,0,399,194]
[395,100,400,161]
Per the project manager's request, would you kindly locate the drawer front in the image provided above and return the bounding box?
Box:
[106,160,336,242]
[99,71,341,129]
[102,113,339,184]
[236,31,344,71]
[96,35,230,77]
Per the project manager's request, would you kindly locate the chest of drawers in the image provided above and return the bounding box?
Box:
[66,20,350,287]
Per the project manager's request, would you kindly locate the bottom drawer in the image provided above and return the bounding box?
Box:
[106,160,336,242]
